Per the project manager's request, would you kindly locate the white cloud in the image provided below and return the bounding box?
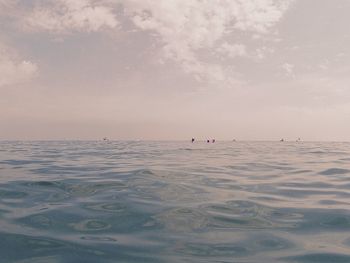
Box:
[2,0,293,86]
[0,44,38,87]
[24,0,118,33]
[4,0,293,85]
[124,0,293,82]
[0,0,15,8]
[0,0,17,7]
[256,46,275,59]
[232,0,292,33]
[218,42,247,58]
[319,59,330,70]
[0,0,20,17]
[282,62,295,76]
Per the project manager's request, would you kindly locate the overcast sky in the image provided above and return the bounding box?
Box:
[1,0,350,140]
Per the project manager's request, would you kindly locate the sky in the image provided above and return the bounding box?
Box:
[1,0,350,141]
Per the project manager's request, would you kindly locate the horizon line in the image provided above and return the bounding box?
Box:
[1,139,350,143]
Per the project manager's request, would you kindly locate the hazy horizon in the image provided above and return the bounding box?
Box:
[2,0,350,141]
[2,139,350,143]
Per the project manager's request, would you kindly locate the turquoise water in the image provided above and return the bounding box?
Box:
[0,141,350,263]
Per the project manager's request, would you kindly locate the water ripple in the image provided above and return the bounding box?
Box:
[1,141,350,262]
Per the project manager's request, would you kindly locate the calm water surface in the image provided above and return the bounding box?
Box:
[0,141,350,262]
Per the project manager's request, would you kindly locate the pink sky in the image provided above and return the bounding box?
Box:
[1,0,350,140]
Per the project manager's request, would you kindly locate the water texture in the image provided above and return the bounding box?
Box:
[0,141,350,262]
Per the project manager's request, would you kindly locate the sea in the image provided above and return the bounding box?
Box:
[0,141,350,263]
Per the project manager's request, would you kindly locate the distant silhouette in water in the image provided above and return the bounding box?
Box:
[296,138,301,142]
[207,139,210,143]
[191,138,195,143]
[212,139,216,143]
[280,138,284,142]
[103,137,109,142]
[232,139,236,142]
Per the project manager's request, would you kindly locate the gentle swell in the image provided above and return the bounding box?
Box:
[0,141,350,262]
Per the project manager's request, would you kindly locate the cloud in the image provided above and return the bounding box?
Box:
[24,0,118,33]
[0,0,15,9]
[232,0,292,33]
[318,59,330,70]
[256,46,275,59]
[4,0,293,85]
[0,0,20,18]
[282,62,295,76]
[218,42,247,58]
[2,0,293,86]
[124,0,293,83]
[0,44,38,87]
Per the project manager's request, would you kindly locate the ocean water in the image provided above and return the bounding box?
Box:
[0,141,350,263]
